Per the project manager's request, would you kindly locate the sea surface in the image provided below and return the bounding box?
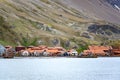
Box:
[0,57,120,80]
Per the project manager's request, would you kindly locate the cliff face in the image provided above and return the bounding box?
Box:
[0,0,120,46]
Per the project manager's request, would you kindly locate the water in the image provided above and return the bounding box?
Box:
[0,57,120,80]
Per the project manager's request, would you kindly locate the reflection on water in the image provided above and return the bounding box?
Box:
[0,57,120,80]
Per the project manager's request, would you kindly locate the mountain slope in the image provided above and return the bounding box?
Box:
[60,0,120,24]
[0,0,120,47]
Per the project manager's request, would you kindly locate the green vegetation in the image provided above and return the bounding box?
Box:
[61,40,69,50]
[41,0,50,4]
[0,40,16,46]
[0,16,17,46]
[106,40,120,48]
[0,16,5,26]
[76,45,88,54]
[21,35,38,47]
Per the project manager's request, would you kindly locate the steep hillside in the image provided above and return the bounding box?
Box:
[60,0,120,24]
[0,0,120,47]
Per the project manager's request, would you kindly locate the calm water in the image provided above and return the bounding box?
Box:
[0,57,120,80]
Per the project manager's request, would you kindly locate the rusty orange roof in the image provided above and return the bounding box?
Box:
[47,47,58,50]
[54,47,64,49]
[88,46,112,50]
[46,49,59,53]
[31,47,42,50]
[90,50,105,54]
[112,49,120,54]
[83,50,91,53]
[38,45,47,48]
[27,48,44,53]
[83,50,91,55]
[27,48,33,53]
[83,45,111,55]
[28,50,35,53]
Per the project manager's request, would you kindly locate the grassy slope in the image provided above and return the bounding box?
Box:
[0,0,116,47]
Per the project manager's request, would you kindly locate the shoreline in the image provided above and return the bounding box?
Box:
[1,56,120,59]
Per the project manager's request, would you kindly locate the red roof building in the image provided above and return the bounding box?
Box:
[83,46,112,56]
